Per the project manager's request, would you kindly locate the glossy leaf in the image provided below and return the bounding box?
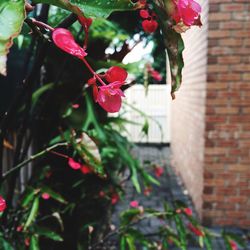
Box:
[21,187,36,207]
[34,226,63,242]
[33,0,142,18]
[153,0,185,99]
[24,197,39,230]
[30,235,39,250]
[0,0,26,75]
[41,187,67,204]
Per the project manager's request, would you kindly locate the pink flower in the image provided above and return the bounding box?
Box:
[80,165,91,174]
[52,28,87,59]
[97,82,125,113]
[130,200,139,208]
[0,196,6,212]
[72,104,79,109]
[172,0,201,26]
[229,240,238,250]
[68,158,81,170]
[154,166,164,177]
[188,223,204,237]
[111,193,119,205]
[42,193,50,200]
[183,207,192,216]
[105,66,128,83]
[142,19,158,33]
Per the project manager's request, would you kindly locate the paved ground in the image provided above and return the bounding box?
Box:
[110,145,250,250]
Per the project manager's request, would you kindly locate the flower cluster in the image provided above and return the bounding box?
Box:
[139,1,158,33]
[0,195,6,212]
[52,17,128,113]
[68,157,92,174]
[171,0,202,33]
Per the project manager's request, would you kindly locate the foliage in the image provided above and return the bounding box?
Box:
[0,0,245,250]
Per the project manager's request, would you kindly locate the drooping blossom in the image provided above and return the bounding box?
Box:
[111,193,119,205]
[97,81,125,113]
[41,193,50,200]
[188,223,204,237]
[229,240,238,250]
[68,158,81,170]
[183,207,192,216]
[52,28,87,59]
[80,165,91,174]
[130,200,139,208]
[171,0,202,27]
[0,196,6,212]
[142,19,158,33]
[154,166,164,177]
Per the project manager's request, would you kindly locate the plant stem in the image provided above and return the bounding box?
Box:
[81,58,106,86]
[2,142,68,181]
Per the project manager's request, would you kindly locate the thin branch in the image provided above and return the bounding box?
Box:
[2,142,68,181]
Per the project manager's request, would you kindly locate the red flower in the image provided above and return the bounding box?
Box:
[97,81,125,113]
[52,28,87,59]
[183,207,192,216]
[0,196,6,212]
[111,193,119,205]
[16,225,23,232]
[142,19,158,33]
[188,223,204,237]
[172,0,201,26]
[80,165,91,174]
[41,193,50,200]
[68,158,81,170]
[25,238,30,247]
[140,9,149,19]
[229,240,238,250]
[150,70,162,81]
[130,200,139,208]
[99,191,106,198]
[154,166,164,177]
[105,66,128,83]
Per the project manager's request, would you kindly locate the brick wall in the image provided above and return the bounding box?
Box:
[171,0,250,228]
[203,0,250,228]
[170,0,209,217]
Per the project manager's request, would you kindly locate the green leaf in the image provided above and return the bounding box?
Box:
[21,187,36,207]
[120,236,127,250]
[120,209,141,226]
[153,1,185,99]
[24,197,39,230]
[32,0,142,19]
[32,83,54,108]
[41,186,67,204]
[29,235,39,250]
[0,0,26,75]
[0,237,14,250]
[174,215,187,250]
[141,119,149,136]
[126,234,136,250]
[34,226,63,242]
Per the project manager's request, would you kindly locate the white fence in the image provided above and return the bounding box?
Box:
[121,84,171,143]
